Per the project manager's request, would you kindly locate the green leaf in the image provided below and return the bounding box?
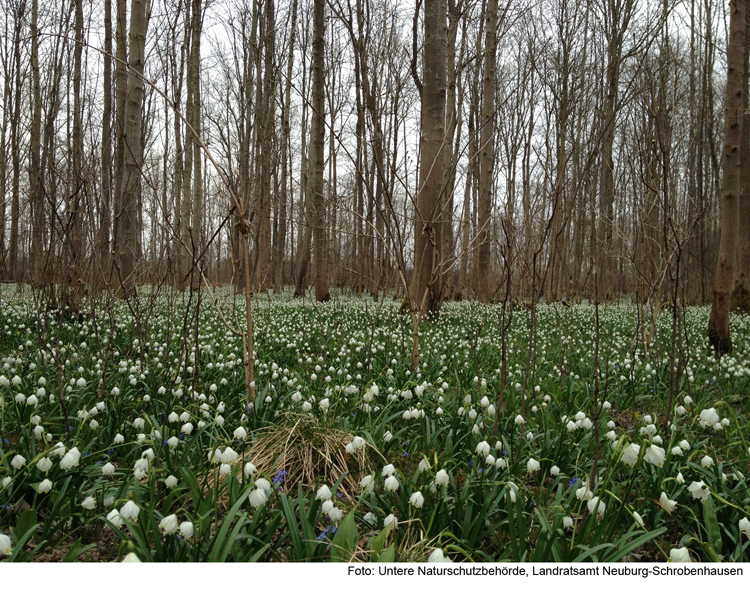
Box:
[703,497,722,555]
[376,544,396,562]
[330,512,358,562]
[63,539,98,562]
[209,487,251,562]
[15,509,38,542]
[606,527,667,562]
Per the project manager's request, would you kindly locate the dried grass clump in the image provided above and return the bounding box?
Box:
[246,414,373,500]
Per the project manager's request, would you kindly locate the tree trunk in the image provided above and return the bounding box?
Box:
[477,0,497,304]
[410,0,446,313]
[275,0,298,294]
[311,0,329,301]
[189,0,204,291]
[708,0,746,354]
[29,0,43,287]
[115,0,149,297]
[256,0,275,290]
[731,2,750,313]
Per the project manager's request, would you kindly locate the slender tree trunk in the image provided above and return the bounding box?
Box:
[30,0,43,287]
[256,0,275,289]
[731,2,750,313]
[115,0,149,297]
[410,0,447,313]
[189,0,204,291]
[8,0,24,280]
[311,0,329,301]
[477,0,497,304]
[275,0,298,294]
[708,0,746,354]
[98,0,113,285]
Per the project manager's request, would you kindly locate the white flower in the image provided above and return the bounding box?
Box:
[671,446,683,456]
[633,511,644,527]
[526,458,540,473]
[384,475,400,491]
[676,472,685,485]
[360,475,374,493]
[255,478,271,492]
[159,514,179,535]
[669,547,692,562]
[107,508,123,527]
[2,477,11,489]
[382,464,396,477]
[316,485,333,500]
[244,462,257,477]
[384,514,398,529]
[383,430,393,442]
[575,482,593,501]
[563,516,574,529]
[688,480,710,502]
[37,457,53,473]
[428,548,452,563]
[133,458,149,476]
[113,434,125,444]
[476,441,490,456]
[485,454,496,466]
[699,407,720,428]
[363,512,378,526]
[11,454,26,469]
[514,414,525,425]
[700,455,714,468]
[119,500,140,521]
[409,491,425,508]
[167,436,179,448]
[233,426,248,440]
[102,462,115,476]
[659,492,677,512]
[221,447,239,464]
[587,496,606,515]
[180,521,194,539]
[181,423,194,435]
[679,439,691,451]
[38,479,52,493]
[644,445,666,468]
[328,507,344,522]
[165,475,179,488]
[621,443,640,467]
[550,465,560,476]
[435,469,450,486]
[82,496,96,510]
[739,517,750,537]
[0,533,13,555]
[249,488,267,508]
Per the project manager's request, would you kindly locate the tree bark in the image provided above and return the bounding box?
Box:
[731,1,750,313]
[115,0,149,297]
[477,0,498,304]
[708,0,746,354]
[410,0,447,313]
